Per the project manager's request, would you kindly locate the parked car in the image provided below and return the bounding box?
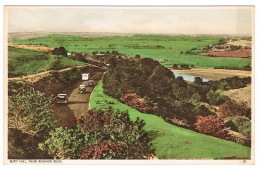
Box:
[78,85,87,94]
[57,94,68,104]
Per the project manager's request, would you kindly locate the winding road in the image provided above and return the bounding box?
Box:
[53,71,104,128]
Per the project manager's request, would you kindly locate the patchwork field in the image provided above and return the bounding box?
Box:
[12,34,251,68]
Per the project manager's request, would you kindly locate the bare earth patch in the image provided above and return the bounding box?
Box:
[227,40,252,47]
[10,44,53,53]
[171,68,251,80]
[200,49,251,58]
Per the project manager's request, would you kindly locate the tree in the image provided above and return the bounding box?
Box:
[172,64,178,69]
[194,115,227,138]
[175,76,187,87]
[52,47,68,57]
[39,127,84,159]
[190,93,202,105]
[150,65,173,79]
[135,54,141,59]
[192,104,214,117]
[206,89,225,105]
[194,77,203,84]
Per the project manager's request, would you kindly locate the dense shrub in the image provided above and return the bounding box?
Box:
[193,115,227,138]
[206,89,226,105]
[218,100,251,119]
[214,66,251,71]
[39,127,84,159]
[230,116,251,138]
[52,46,68,57]
[78,109,154,159]
[8,88,56,136]
[121,92,152,112]
[81,140,124,159]
[8,88,56,159]
[209,76,251,90]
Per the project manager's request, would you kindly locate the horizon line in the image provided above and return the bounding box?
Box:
[8,31,252,36]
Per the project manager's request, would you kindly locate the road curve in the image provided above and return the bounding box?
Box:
[53,71,104,128]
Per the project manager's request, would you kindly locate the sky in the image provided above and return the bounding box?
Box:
[7,6,254,35]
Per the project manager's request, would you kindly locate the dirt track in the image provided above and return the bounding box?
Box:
[8,64,89,82]
[53,72,104,128]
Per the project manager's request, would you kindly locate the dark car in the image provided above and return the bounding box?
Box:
[78,85,87,94]
[57,94,68,104]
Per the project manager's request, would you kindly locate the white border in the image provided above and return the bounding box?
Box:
[1,0,259,168]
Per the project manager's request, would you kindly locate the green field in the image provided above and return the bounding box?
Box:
[89,80,251,159]
[8,47,85,76]
[13,34,251,68]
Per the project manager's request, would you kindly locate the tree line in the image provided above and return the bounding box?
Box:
[102,56,251,145]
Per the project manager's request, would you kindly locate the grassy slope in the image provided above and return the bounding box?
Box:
[13,34,251,68]
[8,47,85,75]
[89,80,251,159]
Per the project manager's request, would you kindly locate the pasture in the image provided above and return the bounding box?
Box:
[8,47,85,76]
[12,34,251,68]
[89,80,251,159]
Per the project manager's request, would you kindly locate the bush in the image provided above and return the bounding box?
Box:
[194,115,227,138]
[206,89,226,105]
[209,76,251,90]
[51,60,65,70]
[194,77,203,84]
[79,109,154,159]
[121,92,152,112]
[52,46,68,57]
[8,88,56,158]
[230,116,251,138]
[8,88,56,136]
[219,100,251,119]
[39,127,84,159]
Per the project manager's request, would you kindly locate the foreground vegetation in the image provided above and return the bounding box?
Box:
[8,47,84,77]
[8,88,153,159]
[90,80,251,159]
[12,34,251,68]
